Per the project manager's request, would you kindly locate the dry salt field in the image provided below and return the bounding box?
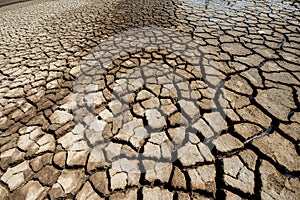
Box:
[0,0,299,199]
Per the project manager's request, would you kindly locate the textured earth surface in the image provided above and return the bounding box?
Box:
[0,0,299,199]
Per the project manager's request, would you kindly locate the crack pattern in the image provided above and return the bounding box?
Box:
[0,0,299,199]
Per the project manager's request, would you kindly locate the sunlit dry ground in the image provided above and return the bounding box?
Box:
[0,0,299,199]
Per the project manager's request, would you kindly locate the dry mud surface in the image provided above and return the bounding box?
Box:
[0,0,299,199]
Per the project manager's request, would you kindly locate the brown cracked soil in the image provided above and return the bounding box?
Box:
[0,0,299,199]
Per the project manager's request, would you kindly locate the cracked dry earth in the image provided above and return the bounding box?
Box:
[0,0,300,199]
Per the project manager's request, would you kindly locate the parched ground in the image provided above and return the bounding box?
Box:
[0,0,299,199]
